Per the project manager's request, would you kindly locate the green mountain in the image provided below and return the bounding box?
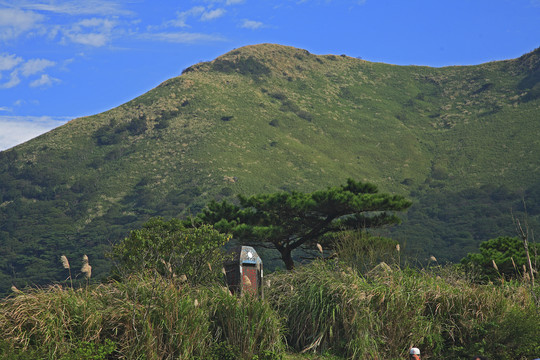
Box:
[1,44,539,292]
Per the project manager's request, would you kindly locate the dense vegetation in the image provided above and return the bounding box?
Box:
[1,43,540,293]
[0,228,538,359]
[461,236,539,282]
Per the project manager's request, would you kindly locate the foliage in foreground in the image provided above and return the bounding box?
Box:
[1,260,539,359]
[0,274,285,360]
[0,228,538,360]
[266,261,540,360]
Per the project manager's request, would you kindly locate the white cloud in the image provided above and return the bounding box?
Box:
[241,19,263,29]
[0,115,70,150]
[203,0,245,4]
[65,32,109,46]
[200,8,226,21]
[76,17,114,28]
[30,74,60,87]
[140,32,226,44]
[0,56,58,88]
[0,53,23,71]
[4,0,132,16]
[169,7,206,28]
[168,6,226,27]
[20,58,56,76]
[0,1,129,46]
[0,8,44,40]
[62,17,116,46]
[0,70,21,88]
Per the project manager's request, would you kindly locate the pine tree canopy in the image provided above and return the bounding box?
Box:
[194,179,412,269]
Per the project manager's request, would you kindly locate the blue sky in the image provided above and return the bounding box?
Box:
[1,0,539,150]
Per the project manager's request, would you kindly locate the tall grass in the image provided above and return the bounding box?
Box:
[266,260,540,360]
[1,265,538,359]
[0,271,286,360]
[108,274,214,359]
[0,275,213,359]
[209,289,286,359]
[330,231,400,273]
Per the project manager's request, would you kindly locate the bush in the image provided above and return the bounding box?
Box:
[127,117,147,135]
[295,110,313,121]
[111,217,231,285]
[60,339,116,360]
[461,236,539,282]
[212,56,271,79]
[268,119,279,127]
[1,260,538,360]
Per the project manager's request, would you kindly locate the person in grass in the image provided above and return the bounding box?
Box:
[409,347,421,359]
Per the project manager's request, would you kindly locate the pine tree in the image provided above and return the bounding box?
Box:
[195,179,412,269]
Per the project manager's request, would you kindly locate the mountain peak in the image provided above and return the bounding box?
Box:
[181,43,361,78]
[515,46,540,72]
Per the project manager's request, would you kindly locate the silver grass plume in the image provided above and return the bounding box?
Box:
[60,255,70,269]
[81,254,92,279]
[61,254,73,288]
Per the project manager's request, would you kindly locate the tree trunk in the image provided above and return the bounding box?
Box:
[277,246,295,270]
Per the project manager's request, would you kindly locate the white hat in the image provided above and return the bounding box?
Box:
[410,347,421,355]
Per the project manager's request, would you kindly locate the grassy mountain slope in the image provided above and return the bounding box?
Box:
[1,44,539,292]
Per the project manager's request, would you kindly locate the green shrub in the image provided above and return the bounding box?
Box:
[60,339,116,360]
[155,117,171,130]
[268,119,279,127]
[461,236,539,281]
[295,110,313,121]
[210,341,239,360]
[127,117,147,135]
[111,217,231,285]
[212,56,271,79]
[269,92,287,101]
